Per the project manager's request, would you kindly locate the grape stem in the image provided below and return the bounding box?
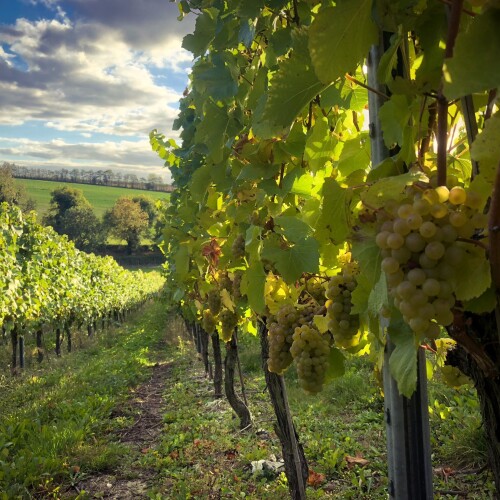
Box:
[456,237,488,252]
[344,74,388,100]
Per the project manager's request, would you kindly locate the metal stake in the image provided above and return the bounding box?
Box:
[367,34,434,499]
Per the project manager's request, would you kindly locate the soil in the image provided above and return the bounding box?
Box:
[76,360,172,499]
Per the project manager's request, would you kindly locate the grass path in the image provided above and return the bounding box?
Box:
[0,301,495,499]
[0,300,182,499]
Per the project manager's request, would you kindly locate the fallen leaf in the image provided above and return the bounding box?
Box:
[307,469,326,487]
[224,449,238,460]
[346,454,369,468]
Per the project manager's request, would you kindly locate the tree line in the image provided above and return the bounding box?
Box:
[5,162,173,192]
[1,163,164,255]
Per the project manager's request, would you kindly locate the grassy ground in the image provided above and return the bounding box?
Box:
[15,178,169,218]
[0,302,495,498]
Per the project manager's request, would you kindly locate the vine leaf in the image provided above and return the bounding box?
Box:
[189,165,212,200]
[304,116,338,171]
[308,0,377,84]
[246,260,266,315]
[388,317,418,398]
[194,101,238,163]
[274,215,313,243]
[378,95,412,148]
[451,246,491,302]
[361,172,423,208]
[182,8,217,57]
[316,179,351,244]
[337,133,371,178]
[368,272,389,317]
[262,236,319,283]
[192,55,238,101]
[325,347,345,381]
[351,237,382,315]
[254,31,329,138]
[470,110,500,184]
[443,9,500,100]
[463,286,496,314]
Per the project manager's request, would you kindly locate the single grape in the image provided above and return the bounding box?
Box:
[448,186,467,205]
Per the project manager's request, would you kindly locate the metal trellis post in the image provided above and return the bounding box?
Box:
[367,33,434,500]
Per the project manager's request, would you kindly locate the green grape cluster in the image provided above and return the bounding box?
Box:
[376,185,487,339]
[231,233,246,259]
[266,303,299,374]
[305,277,326,304]
[219,308,238,341]
[202,308,217,333]
[207,289,222,315]
[325,271,360,348]
[290,325,331,394]
[232,270,244,299]
[267,301,326,374]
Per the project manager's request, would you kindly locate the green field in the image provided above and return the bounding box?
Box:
[15,178,170,218]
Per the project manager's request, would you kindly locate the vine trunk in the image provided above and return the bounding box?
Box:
[259,321,308,500]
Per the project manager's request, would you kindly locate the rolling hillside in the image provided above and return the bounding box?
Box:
[15,178,169,218]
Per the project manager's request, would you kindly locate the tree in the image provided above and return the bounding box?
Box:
[105,197,149,254]
[131,194,161,240]
[59,205,106,252]
[0,163,36,212]
[43,186,104,251]
[43,186,91,232]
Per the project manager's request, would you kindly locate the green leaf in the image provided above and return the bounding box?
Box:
[309,0,378,84]
[262,236,319,282]
[254,30,329,137]
[274,216,313,243]
[290,173,315,196]
[377,32,403,86]
[304,116,337,171]
[379,95,412,148]
[444,9,500,100]
[316,179,351,244]
[351,237,382,315]
[246,260,266,314]
[463,286,496,314]
[451,245,491,302]
[337,133,371,178]
[192,56,238,101]
[237,0,265,19]
[388,317,419,398]
[182,9,217,57]
[470,110,500,183]
[362,172,424,208]
[325,347,345,381]
[189,165,212,200]
[194,101,236,163]
[368,272,388,317]
[174,243,190,282]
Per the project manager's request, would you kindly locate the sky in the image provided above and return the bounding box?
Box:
[0,0,195,182]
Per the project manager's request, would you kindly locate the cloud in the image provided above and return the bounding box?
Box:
[0,136,173,181]
[0,0,197,178]
[0,20,187,134]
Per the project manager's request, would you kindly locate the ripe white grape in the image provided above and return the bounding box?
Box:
[375,183,487,340]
